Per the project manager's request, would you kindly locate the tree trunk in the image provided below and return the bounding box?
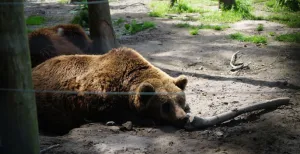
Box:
[87,0,119,54]
[0,1,40,154]
[219,0,236,9]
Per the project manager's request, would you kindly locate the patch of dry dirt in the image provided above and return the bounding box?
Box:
[25,0,300,153]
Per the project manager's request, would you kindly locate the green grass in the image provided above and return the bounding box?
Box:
[199,10,244,24]
[189,28,199,35]
[71,9,89,27]
[149,0,207,17]
[275,32,300,43]
[229,32,268,44]
[175,23,191,28]
[269,31,276,36]
[113,18,125,26]
[26,16,46,25]
[148,1,169,17]
[175,22,229,31]
[27,29,33,33]
[256,24,264,31]
[124,20,156,34]
[58,0,69,4]
[266,13,300,28]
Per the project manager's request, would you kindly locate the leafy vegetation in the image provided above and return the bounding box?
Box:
[71,9,89,27]
[26,16,45,25]
[189,28,199,35]
[269,31,276,36]
[70,0,89,27]
[276,0,300,11]
[229,32,268,44]
[124,20,156,34]
[113,18,125,26]
[256,24,264,31]
[275,32,300,43]
[266,13,300,28]
[58,0,69,4]
[149,0,207,17]
[175,22,229,31]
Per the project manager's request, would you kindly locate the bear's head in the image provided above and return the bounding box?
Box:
[132,75,189,127]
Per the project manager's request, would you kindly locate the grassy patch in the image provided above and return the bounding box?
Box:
[58,0,69,4]
[266,13,300,28]
[256,24,264,31]
[230,32,267,44]
[198,24,229,30]
[149,1,169,17]
[275,32,300,43]
[26,16,45,25]
[199,10,244,23]
[124,20,156,34]
[149,0,207,17]
[269,31,276,36]
[189,28,199,35]
[175,22,191,28]
[175,22,229,31]
[27,29,33,33]
[113,17,125,26]
[71,9,89,27]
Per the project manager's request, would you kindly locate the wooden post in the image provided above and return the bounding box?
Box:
[87,0,119,54]
[0,1,40,154]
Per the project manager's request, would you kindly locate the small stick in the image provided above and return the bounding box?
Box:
[40,144,60,154]
[230,51,249,71]
[185,97,290,130]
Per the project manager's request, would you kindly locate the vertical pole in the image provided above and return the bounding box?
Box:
[0,1,40,154]
[87,0,119,54]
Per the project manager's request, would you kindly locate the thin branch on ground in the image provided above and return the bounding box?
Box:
[120,3,145,9]
[230,51,251,71]
[40,144,60,154]
[185,97,291,130]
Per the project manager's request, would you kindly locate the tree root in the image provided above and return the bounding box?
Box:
[185,97,291,130]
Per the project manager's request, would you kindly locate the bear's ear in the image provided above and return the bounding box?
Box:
[137,82,155,104]
[174,75,188,90]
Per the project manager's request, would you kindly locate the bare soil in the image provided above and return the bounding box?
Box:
[25,0,300,153]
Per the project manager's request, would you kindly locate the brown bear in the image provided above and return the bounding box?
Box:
[50,24,93,53]
[32,47,190,135]
[28,24,92,68]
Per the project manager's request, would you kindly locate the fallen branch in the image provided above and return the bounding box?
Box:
[185,97,290,130]
[230,51,250,71]
[40,144,60,154]
[120,3,145,9]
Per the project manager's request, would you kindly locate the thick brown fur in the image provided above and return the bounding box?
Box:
[28,24,92,68]
[28,27,83,68]
[32,47,190,135]
[50,24,93,53]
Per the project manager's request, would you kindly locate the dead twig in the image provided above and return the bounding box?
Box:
[185,97,290,130]
[120,3,145,9]
[40,144,60,154]
[230,51,251,71]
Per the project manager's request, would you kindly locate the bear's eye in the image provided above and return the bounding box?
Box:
[162,102,172,114]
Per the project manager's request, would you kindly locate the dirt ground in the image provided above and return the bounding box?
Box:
[24,0,300,153]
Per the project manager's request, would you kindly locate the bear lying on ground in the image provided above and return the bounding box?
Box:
[32,47,190,134]
[28,24,92,67]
